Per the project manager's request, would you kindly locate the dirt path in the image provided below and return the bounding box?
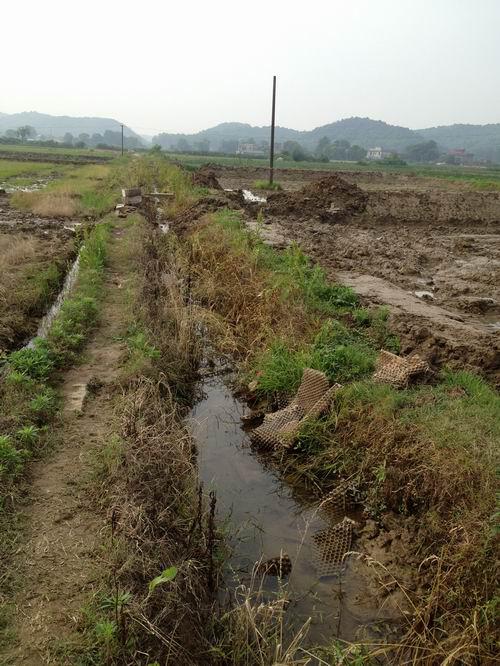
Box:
[1,221,132,665]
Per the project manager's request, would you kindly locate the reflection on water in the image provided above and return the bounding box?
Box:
[189,373,394,645]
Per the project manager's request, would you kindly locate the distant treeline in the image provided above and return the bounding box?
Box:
[0,125,143,150]
[151,135,485,165]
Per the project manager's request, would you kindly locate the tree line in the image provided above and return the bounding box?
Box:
[0,126,143,150]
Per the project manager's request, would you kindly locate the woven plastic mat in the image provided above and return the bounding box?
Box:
[251,368,341,449]
[373,350,429,388]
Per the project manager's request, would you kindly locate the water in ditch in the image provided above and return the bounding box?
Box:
[189,371,399,648]
[26,254,81,348]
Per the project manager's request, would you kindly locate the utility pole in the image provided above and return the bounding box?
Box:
[269,75,276,185]
[121,124,124,156]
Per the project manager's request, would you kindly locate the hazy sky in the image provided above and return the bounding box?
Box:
[2,0,498,134]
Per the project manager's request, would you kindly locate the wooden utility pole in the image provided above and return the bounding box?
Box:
[269,75,276,185]
[121,124,124,156]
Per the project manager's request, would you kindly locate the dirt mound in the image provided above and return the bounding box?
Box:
[191,166,222,190]
[171,194,238,235]
[264,174,368,223]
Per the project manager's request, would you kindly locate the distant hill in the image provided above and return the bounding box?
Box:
[418,124,500,162]
[0,111,143,144]
[306,117,420,152]
[153,117,500,160]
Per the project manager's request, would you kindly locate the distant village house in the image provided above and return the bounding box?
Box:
[237,141,264,155]
[366,146,394,160]
[447,148,474,165]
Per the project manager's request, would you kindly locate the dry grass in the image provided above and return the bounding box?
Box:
[290,379,499,664]
[0,235,38,275]
[0,233,72,349]
[181,210,499,664]
[189,222,319,362]
[11,187,78,217]
[212,573,311,665]
[33,192,78,217]
[11,163,117,218]
[97,379,217,665]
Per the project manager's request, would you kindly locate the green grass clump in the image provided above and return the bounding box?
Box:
[0,159,63,183]
[253,179,282,191]
[8,339,56,380]
[252,320,376,396]
[214,209,359,316]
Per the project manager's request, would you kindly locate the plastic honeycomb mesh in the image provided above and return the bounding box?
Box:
[318,482,352,524]
[373,350,429,388]
[312,517,354,577]
[251,369,341,449]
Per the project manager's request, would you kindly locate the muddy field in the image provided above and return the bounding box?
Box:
[198,165,500,380]
[0,190,76,350]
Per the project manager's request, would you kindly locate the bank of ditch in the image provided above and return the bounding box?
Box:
[1,157,498,665]
[178,206,498,664]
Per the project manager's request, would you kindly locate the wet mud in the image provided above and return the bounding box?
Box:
[218,168,500,381]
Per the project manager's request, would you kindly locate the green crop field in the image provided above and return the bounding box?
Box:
[0,143,119,158]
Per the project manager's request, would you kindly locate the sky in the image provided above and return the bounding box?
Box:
[1,0,499,135]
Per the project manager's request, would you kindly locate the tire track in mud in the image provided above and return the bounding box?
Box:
[0,223,131,665]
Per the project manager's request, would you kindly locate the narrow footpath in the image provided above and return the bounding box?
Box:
[1,220,134,665]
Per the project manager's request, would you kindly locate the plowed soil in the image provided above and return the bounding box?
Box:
[225,168,500,381]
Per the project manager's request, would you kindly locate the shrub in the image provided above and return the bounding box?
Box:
[0,434,27,478]
[29,388,57,423]
[8,339,55,379]
[16,424,40,446]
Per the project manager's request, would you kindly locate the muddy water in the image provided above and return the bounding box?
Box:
[190,372,395,646]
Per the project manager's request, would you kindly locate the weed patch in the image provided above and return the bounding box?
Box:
[0,222,110,493]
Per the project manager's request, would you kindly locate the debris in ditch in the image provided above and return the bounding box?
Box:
[414,290,435,300]
[121,187,142,205]
[318,482,353,523]
[312,517,355,577]
[251,368,341,449]
[373,350,430,388]
[256,552,292,578]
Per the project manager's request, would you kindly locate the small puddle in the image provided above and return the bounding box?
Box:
[189,371,397,647]
[242,189,266,204]
[1,179,50,193]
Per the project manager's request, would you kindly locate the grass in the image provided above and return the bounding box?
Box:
[289,370,499,662]
[0,222,110,493]
[253,179,282,191]
[0,143,117,158]
[0,159,69,184]
[184,203,499,663]
[0,233,75,350]
[190,208,395,396]
[54,211,221,664]
[11,163,120,218]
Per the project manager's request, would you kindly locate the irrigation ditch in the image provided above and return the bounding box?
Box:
[0,157,498,665]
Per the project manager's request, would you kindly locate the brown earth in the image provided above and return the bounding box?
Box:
[207,163,500,193]
[0,151,112,165]
[227,169,500,381]
[0,192,78,351]
[0,222,130,665]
